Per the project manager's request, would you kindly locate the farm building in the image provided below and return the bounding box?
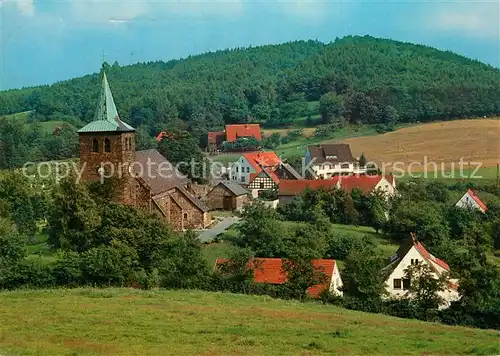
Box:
[455,189,488,213]
[278,175,396,204]
[207,124,262,152]
[205,181,249,212]
[382,233,460,308]
[215,258,343,298]
[305,144,367,178]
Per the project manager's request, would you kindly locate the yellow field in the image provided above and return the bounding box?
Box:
[343,119,500,170]
[263,127,315,138]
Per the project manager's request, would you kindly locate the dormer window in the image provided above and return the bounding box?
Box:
[326,155,337,160]
[92,139,99,152]
[105,138,111,153]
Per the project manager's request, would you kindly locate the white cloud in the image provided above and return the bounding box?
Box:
[67,0,245,26]
[1,0,35,17]
[430,2,499,39]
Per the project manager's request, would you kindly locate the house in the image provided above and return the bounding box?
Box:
[455,189,488,213]
[305,144,367,179]
[278,179,341,205]
[247,170,280,198]
[207,124,262,152]
[382,233,459,308]
[206,181,249,211]
[338,175,396,197]
[207,131,226,153]
[215,258,343,298]
[229,152,281,185]
[78,72,211,231]
[226,124,262,142]
[155,131,169,142]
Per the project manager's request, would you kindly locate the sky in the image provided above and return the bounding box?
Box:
[1,0,499,90]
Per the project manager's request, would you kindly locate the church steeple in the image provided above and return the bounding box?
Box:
[78,71,135,133]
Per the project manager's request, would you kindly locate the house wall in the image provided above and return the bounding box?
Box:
[374,177,397,197]
[456,193,482,211]
[170,187,210,229]
[229,156,255,185]
[206,185,229,210]
[311,163,367,179]
[384,246,459,308]
[278,195,295,205]
[261,199,279,210]
[234,195,249,212]
[329,263,344,296]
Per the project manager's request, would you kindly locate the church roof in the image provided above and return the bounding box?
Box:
[78,72,135,133]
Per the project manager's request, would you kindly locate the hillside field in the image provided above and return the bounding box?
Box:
[0,288,498,356]
[342,119,500,173]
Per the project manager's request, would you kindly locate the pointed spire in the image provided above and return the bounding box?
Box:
[95,71,120,124]
[78,71,135,133]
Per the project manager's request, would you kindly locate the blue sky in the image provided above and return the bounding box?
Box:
[1,0,499,90]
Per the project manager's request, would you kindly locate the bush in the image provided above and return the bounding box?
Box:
[52,252,83,287]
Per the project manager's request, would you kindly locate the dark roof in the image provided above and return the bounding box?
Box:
[277,163,302,180]
[176,185,210,212]
[218,181,248,196]
[133,149,189,195]
[307,144,354,164]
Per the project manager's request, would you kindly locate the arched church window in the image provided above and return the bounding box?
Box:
[105,138,111,153]
[92,139,99,152]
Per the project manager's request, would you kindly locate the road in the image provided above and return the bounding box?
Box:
[197,217,240,243]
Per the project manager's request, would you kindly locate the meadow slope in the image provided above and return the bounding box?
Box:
[0,288,498,356]
[342,119,500,170]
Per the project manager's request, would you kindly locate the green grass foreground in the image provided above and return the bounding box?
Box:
[0,289,498,355]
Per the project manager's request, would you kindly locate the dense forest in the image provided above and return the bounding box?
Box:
[0,35,499,168]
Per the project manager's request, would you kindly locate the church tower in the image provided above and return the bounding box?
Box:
[78,72,136,204]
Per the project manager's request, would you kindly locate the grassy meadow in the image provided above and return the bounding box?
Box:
[0,288,498,356]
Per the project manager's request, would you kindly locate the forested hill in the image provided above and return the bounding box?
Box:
[1,35,499,140]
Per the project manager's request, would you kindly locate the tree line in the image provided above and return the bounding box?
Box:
[0,35,498,160]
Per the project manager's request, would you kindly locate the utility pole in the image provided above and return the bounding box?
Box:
[496,164,499,188]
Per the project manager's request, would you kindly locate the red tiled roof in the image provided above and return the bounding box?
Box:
[215,258,336,298]
[243,152,281,173]
[339,175,384,194]
[226,124,262,142]
[155,131,169,142]
[467,189,488,213]
[208,131,226,144]
[411,233,450,272]
[279,179,340,196]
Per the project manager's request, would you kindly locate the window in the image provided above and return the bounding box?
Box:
[105,138,111,153]
[393,279,402,289]
[260,183,265,189]
[411,259,419,265]
[183,213,188,219]
[246,167,250,173]
[92,139,99,152]
[403,278,411,290]
[235,166,239,173]
[341,163,350,169]
[241,176,245,183]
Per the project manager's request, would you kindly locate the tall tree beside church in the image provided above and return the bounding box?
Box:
[157,130,207,183]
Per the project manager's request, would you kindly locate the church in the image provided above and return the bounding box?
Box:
[77,72,211,230]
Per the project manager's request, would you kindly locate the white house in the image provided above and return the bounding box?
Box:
[229,152,281,185]
[383,233,459,308]
[455,189,488,213]
[305,144,366,179]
